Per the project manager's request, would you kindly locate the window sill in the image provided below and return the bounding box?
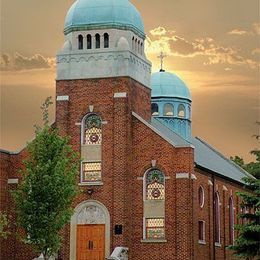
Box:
[79,182,103,186]
[215,242,221,247]
[198,240,206,245]
[141,239,167,243]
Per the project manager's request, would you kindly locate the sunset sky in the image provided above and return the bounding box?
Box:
[1,0,259,162]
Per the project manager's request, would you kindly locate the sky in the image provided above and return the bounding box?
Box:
[0,0,259,162]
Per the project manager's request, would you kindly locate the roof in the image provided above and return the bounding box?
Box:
[64,0,145,38]
[132,112,192,148]
[151,71,192,101]
[192,137,251,184]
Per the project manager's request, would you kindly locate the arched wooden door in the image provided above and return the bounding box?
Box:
[77,224,105,260]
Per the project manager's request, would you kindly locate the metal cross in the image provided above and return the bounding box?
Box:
[157,51,167,71]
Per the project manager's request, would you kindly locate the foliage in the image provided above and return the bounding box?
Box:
[0,212,10,239]
[13,97,79,260]
[228,175,260,259]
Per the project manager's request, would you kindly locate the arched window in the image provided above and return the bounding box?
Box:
[135,38,137,52]
[83,114,102,145]
[132,37,135,50]
[198,186,204,208]
[138,40,140,53]
[140,42,143,55]
[81,114,102,183]
[87,34,92,49]
[104,33,109,48]
[95,34,100,49]
[163,103,174,116]
[214,192,220,244]
[229,197,234,245]
[151,103,159,116]
[78,35,83,50]
[178,104,185,118]
[145,169,165,200]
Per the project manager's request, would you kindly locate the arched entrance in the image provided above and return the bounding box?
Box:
[70,200,110,260]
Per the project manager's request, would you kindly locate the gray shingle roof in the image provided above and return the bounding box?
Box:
[192,137,251,184]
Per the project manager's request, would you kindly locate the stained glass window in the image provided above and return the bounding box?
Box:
[146,218,165,239]
[146,169,165,200]
[82,162,101,182]
[84,114,102,145]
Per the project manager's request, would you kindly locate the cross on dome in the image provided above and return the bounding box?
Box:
[157,51,167,72]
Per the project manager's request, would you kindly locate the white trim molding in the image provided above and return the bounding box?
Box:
[114,92,127,98]
[176,173,189,179]
[56,95,69,101]
[7,179,19,184]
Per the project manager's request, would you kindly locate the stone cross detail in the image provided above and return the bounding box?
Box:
[157,51,167,71]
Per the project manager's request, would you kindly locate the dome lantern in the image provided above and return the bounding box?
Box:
[151,70,192,142]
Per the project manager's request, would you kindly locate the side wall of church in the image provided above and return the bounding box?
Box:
[131,116,194,260]
[0,150,37,260]
[193,168,244,260]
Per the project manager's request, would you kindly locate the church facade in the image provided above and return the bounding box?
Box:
[0,1,250,260]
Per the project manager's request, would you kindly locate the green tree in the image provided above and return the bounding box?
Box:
[228,176,260,259]
[13,97,79,260]
[0,212,10,239]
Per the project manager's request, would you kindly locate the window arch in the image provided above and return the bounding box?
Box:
[87,34,92,49]
[214,192,220,244]
[151,103,159,116]
[140,42,143,55]
[135,38,137,52]
[163,103,174,116]
[95,33,100,49]
[198,186,204,208]
[78,35,83,50]
[229,196,234,245]
[104,33,109,48]
[83,114,102,145]
[138,40,140,53]
[132,37,135,50]
[178,104,185,118]
[145,169,165,200]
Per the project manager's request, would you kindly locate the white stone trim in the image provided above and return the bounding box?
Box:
[78,182,104,186]
[141,239,167,243]
[191,174,197,180]
[7,179,19,184]
[223,185,228,191]
[89,105,94,112]
[176,173,189,179]
[208,180,213,186]
[56,95,69,101]
[151,160,156,167]
[137,177,143,180]
[75,122,81,126]
[70,200,110,259]
[114,92,127,98]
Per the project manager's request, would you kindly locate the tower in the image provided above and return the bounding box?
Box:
[55,0,152,259]
[151,70,192,142]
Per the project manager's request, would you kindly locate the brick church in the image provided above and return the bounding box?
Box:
[0,0,251,259]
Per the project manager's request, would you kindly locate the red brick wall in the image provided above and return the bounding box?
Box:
[193,168,244,260]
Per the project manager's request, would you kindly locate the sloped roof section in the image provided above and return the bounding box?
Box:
[192,137,251,184]
[132,112,192,148]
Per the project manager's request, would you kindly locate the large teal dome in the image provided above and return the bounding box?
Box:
[151,71,191,100]
[64,0,145,38]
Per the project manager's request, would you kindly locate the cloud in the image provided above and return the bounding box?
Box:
[150,26,168,36]
[228,29,249,35]
[0,53,55,71]
[227,22,260,36]
[146,27,260,70]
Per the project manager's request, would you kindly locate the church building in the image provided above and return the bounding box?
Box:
[0,0,251,259]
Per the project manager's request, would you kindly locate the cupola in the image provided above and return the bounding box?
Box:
[151,70,192,142]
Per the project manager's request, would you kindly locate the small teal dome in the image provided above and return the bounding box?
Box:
[64,0,145,38]
[151,71,191,100]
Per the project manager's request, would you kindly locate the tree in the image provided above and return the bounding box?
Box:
[0,212,10,239]
[13,97,79,260]
[228,176,260,259]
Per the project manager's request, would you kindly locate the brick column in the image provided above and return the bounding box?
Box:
[55,95,70,136]
[112,92,129,248]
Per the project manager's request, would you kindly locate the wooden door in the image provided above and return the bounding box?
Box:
[77,224,105,260]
